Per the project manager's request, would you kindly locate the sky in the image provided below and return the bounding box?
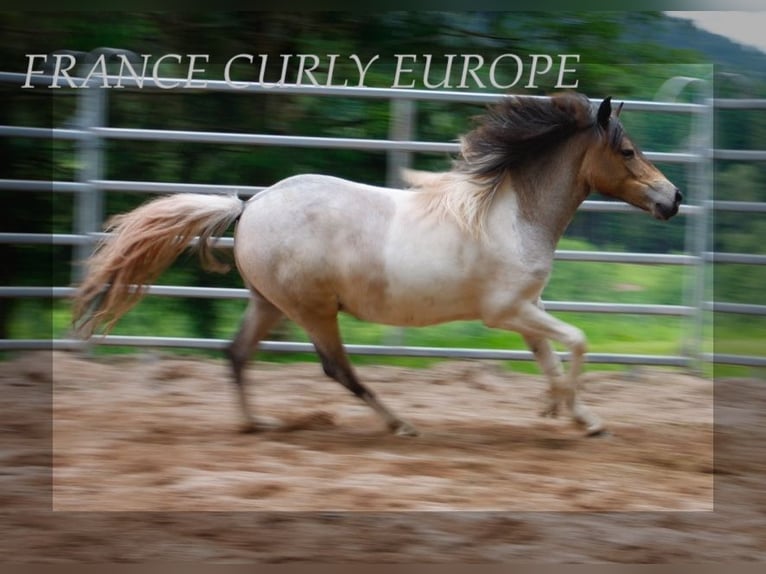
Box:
[665,11,766,53]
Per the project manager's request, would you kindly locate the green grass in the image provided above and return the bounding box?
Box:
[8,236,762,379]
[36,297,694,372]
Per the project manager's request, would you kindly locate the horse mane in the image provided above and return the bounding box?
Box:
[410,92,599,236]
[457,92,596,182]
[405,169,495,236]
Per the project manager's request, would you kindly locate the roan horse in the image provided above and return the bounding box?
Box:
[73,93,682,437]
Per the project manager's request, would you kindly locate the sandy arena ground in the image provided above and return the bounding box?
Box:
[1,350,765,562]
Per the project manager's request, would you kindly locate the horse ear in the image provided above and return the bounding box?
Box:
[616,101,625,118]
[597,96,612,129]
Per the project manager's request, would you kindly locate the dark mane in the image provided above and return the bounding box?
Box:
[411,93,625,237]
[457,92,597,185]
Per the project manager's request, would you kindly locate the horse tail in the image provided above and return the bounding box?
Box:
[72,193,245,337]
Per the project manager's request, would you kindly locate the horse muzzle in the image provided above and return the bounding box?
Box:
[651,186,683,221]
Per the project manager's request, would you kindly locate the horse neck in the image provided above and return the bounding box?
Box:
[494,134,592,252]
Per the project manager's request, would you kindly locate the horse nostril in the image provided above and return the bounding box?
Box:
[675,189,683,203]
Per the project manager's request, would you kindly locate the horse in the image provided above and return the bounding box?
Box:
[73,93,682,437]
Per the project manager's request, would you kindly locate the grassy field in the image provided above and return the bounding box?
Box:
[8,239,764,379]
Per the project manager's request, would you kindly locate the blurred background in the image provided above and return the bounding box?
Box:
[1,12,764,376]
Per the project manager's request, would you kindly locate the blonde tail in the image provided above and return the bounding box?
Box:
[72,193,244,336]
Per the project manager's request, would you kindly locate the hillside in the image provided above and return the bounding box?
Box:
[653,13,766,84]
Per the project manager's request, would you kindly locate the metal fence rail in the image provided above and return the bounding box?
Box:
[2,71,764,368]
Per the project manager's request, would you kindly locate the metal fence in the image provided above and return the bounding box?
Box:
[1,70,764,369]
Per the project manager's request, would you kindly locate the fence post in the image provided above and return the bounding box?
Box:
[693,83,715,371]
[684,79,714,373]
[72,84,106,284]
[386,98,415,188]
[385,98,415,346]
[656,74,714,373]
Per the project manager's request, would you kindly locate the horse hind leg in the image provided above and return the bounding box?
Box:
[225,293,284,433]
[305,315,418,437]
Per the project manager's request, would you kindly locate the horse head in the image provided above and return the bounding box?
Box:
[582,97,682,220]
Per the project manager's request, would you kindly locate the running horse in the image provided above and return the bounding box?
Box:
[73,93,682,437]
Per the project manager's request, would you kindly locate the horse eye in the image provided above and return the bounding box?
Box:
[621,148,635,159]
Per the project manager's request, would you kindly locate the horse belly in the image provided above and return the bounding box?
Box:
[365,291,479,326]
[338,245,484,326]
[339,276,479,326]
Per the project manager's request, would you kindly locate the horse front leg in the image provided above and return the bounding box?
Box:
[522,333,566,417]
[488,301,605,436]
[523,333,600,427]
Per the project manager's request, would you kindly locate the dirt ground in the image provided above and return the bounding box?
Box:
[2,350,765,562]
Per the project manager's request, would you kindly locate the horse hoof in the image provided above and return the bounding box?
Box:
[239,423,260,434]
[240,416,281,434]
[585,426,610,438]
[393,421,420,437]
[540,405,560,418]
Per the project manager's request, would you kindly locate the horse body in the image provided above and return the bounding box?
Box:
[237,173,533,328]
[73,93,682,438]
